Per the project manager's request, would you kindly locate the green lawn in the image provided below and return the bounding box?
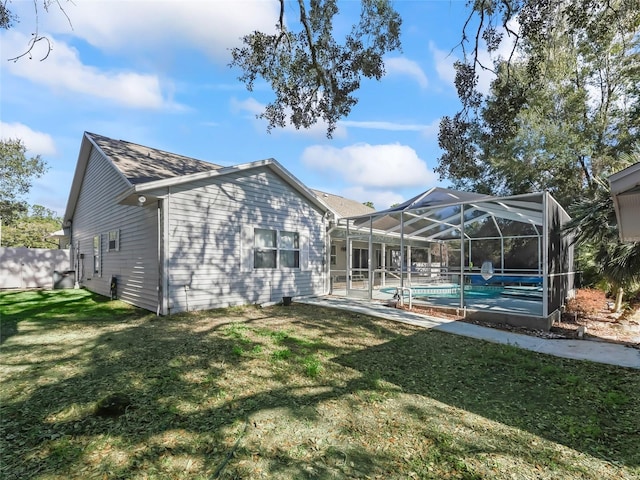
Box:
[1,289,638,479]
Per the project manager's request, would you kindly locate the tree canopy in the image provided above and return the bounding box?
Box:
[229,0,638,206]
[0,138,48,224]
[230,0,401,138]
[1,205,62,248]
[437,0,640,207]
[563,149,640,310]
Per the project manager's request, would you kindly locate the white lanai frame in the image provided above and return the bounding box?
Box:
[339,187,573,320]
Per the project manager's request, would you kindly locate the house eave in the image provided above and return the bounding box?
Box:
[609,162,640,242]
[116,158,329,214]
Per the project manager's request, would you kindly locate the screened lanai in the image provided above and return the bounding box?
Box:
[336,188,575,329]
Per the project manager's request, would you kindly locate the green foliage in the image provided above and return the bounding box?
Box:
[0,138,48,224]
[362,201,374,209]
[230,0,401,137]
[437,0,640,208]
[302,354,323,378]
[564,153,640,297]
[0,3,16,29]
[271,348,292,361]
[2,204,62,248]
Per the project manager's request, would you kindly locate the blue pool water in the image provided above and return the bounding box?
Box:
[380,284,543,300]
[380,284,504,299]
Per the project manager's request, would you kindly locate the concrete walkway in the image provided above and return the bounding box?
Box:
[299,296,640,370]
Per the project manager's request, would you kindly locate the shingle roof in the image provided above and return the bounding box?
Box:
[86,132,221,185]
[312,189,375,218]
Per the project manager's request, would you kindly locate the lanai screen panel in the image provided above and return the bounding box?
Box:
[546,193,575,314]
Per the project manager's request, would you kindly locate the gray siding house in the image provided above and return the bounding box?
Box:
[63,132,330,314]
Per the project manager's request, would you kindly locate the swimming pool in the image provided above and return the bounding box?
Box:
[380,284,504,299]
[380,284,543,300]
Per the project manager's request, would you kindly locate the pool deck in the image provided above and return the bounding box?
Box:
[300,295,640,369]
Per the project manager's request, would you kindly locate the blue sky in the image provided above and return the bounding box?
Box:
[1,0,505,216]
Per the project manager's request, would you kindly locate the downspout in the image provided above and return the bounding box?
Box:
[157,200,162,316]
[162,188,171,315]
[324,212,336,295]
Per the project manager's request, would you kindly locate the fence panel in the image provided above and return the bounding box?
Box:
[0,247,71,289]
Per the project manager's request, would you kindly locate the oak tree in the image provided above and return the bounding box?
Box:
[437,0,640,207]
[230,0,401,138]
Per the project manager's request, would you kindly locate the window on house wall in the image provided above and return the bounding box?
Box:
[107,230,120,252]
[93,235,101,276]
[253,228,300,269]
[330,245,337,265]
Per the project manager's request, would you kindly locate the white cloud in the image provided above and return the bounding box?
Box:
[231,97,264,116]
[0,122,57,156]
[429,42,457,86]
[384,57,429,89]
[301,143,436,188]
[341,186,406,211]
[38,0,280,63]
[231,96,348,139]
[340,119,439,137]
[3,32,178,110]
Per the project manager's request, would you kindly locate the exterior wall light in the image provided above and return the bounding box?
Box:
[138,195,147,205]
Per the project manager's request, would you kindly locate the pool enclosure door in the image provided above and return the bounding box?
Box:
[346,235,372,299]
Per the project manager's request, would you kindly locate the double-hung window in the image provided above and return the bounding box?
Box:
[253,229,300,269]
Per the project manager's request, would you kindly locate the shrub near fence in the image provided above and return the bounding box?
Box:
[0,247,71,289]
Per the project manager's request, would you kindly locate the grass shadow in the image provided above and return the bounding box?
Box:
[335,328,640,467]
[2,291,638,479]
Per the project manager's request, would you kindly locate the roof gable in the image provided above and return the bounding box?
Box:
[64,132,330,223]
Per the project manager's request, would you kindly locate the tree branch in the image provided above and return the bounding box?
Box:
[296,0,329,93]
[6,0,73,62]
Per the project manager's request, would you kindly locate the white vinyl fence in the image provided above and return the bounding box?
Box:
[0,247,72,289]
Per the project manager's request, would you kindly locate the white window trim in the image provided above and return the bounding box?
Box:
[253,228,300,270]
